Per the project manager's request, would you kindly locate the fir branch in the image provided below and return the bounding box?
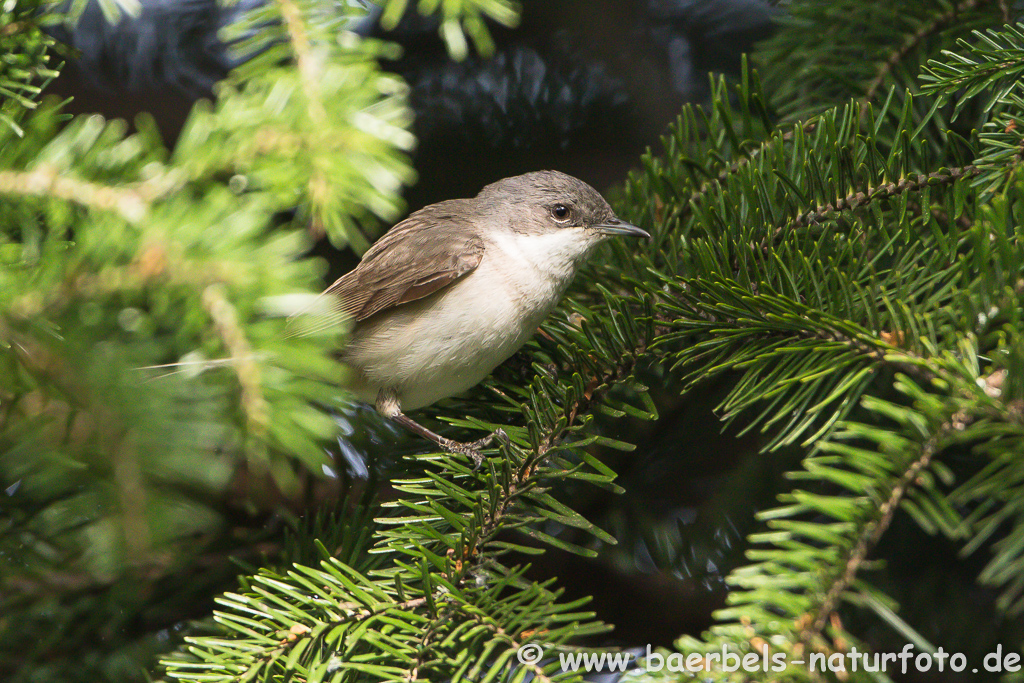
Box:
[403,613,438,683]
[862,0,992,106]
[801,418,957,644]
[670,0,991,232]
[780,164,980,233]
[759,0,1012,121]
[534,341,649,458]
[201,285,269,438]
[640,70,789,236]
[922,22,1024,119]
[255,596,430,674]
[380,0,518,59]
[398,332,646,570]
[0,166,175,223]
[8,244,247,320]
[676,123,816,230]
[275,0,328,128]
[821,329,938,384]
[0,1,58,131]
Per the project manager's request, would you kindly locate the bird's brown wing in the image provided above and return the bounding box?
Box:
[299,203,485,333]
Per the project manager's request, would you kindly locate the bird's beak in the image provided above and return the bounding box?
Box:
[593,218,651,239]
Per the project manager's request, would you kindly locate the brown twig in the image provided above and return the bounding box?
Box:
[769,165,980,246]
[275,0,328,128]
[0,165,178,223]
[801,417,962,644]
[202,285,269,438]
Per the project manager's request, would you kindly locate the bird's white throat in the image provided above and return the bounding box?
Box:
[485,227,599,309]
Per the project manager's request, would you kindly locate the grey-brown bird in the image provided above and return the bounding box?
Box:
[321,170,649,460]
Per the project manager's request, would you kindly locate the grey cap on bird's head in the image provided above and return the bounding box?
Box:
[475,170,651,239]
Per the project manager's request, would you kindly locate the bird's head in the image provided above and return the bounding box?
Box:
[477,170,650,246]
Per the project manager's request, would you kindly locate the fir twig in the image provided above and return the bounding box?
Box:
[0,166,178,222]
[780,164,980,233]
[202,285,269,438]
[862,0,992,107]
[802,417,958,643]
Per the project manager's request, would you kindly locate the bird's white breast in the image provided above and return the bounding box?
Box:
[344,228,597,409]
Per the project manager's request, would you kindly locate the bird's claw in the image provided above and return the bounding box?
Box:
[440,429,510,470]
[495,428,511,444]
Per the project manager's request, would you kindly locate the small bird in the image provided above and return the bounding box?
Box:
[321,170,649,460]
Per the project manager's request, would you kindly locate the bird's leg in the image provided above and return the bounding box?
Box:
[376,388,507,468]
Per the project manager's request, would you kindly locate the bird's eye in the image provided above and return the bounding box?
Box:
[550,204,572,222]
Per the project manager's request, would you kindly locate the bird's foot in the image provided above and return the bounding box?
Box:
[440,429,510,469]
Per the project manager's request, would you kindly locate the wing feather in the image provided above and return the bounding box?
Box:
[292,201,485,334]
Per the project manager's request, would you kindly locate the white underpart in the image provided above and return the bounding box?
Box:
[343,227,603,410]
